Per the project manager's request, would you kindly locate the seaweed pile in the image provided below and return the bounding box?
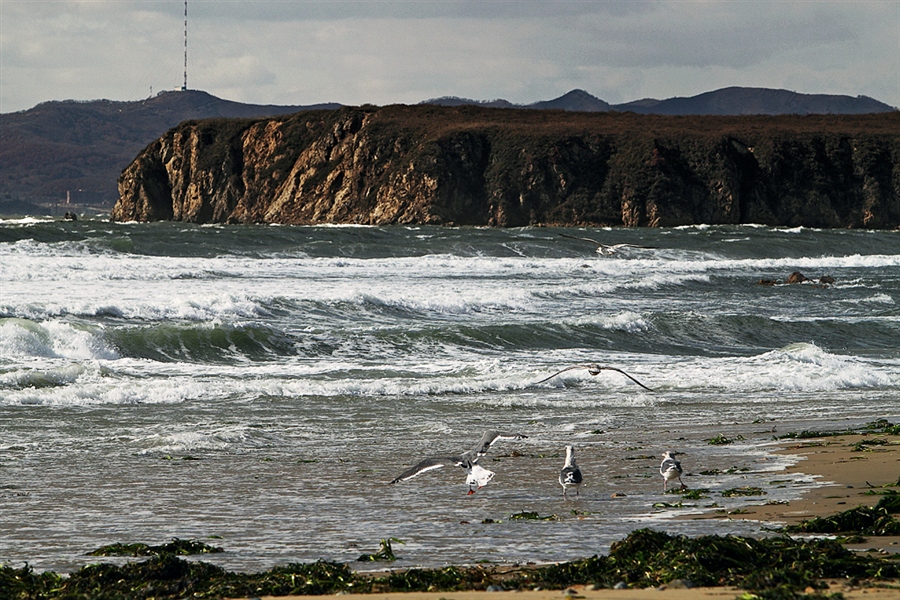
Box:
[785,492,900,536]
[88,538,224,557]
[2,526,898,600]
[777,418,900,441]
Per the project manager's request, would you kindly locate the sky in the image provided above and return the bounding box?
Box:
[1,0,898,114]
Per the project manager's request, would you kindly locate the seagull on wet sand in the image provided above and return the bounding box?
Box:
[533,364,654,391]
[559,233,656,256]
[559,445,583,499]
[389,430,527,495]
[660,451,686,491]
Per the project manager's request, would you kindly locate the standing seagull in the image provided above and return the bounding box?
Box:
[390,430,527,495]
[559,445,583,499]
[660,451,686,491]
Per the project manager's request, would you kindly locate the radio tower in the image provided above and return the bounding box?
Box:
[181,0,188,91]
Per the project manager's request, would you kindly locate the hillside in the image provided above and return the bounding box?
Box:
[3,87,895,210]
[0,90,338,206]
[424,87,895,115]
[112,105,900,229]
[614,87,896,115]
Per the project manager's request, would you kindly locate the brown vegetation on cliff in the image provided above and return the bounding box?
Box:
[112,106,900,228]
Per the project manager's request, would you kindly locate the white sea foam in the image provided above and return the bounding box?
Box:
[134,424,278,454]
[660,343,895,393]
[856,293,896,305]
[0,319,118,360]
[0,374,223,406]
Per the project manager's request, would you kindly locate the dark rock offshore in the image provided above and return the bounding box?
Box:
[112,105,900,228]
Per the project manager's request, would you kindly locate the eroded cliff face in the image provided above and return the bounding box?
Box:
[112,106,900,228]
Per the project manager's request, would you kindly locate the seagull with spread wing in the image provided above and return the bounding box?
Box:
[389,430,528,495]
[559,233,655,256]
[533,364,654,391]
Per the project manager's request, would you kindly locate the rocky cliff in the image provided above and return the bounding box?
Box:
[112,105,900,228]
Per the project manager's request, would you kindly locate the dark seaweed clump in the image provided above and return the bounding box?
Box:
[0,556,356,600]
[88,538,223,557]
[779,418,900,440]
[2,528,899,600]
[518,529,900,597]
[356,538,402,562]
[785,493,900,536]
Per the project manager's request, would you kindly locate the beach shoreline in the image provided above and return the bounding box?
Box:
[687,432,900,554]
[248,431,900,600]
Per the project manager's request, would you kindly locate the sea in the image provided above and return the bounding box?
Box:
[1,217,898,574]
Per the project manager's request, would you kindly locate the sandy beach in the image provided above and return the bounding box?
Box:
[250,431,900,600]
[689,432,900,555]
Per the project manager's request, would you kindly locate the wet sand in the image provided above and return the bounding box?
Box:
[253,586,900,600]
[687,432,900,555]
[248,432,900,600]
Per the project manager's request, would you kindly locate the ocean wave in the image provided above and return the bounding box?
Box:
[134,424,281,454]
[3,292,274,323]
[664,343,896,393]
[1,344,892,408]
[0,376,221,406]
[0,363,89,389]
[0,316,296,364]
[0,318,118,360]
[106,322,297,363]
[349,288,532,315]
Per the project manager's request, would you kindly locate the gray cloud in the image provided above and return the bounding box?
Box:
[1,0,896,113]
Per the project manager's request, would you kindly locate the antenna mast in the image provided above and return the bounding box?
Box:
[181,0,188,91]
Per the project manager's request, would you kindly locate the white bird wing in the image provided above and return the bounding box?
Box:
[660,457,682,476]
[468,430,528,456]
[390,456,464,483]
[559,233,605,247]
[559,234,655,256]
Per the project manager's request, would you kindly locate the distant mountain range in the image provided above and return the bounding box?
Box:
[1,87,895,208]
[423,86,896,115]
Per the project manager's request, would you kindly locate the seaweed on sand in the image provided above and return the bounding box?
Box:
[779,419,900,441]
[518,529,899,594]
[721,486,766,497]
[3,527,899,599]
[850,438,889,452]
[509,511,557,520]
[0,555,357,600]
[356,538,403,562]
[369,565,499,593]
[706,434,743,445]
[875,492,900,514]
[88,538,223,557]
[784,495,900,536]
[0,563,64,600]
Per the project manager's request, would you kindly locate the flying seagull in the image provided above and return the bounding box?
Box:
[533,364,654,391]
[559,233,655,256]
[660,451,687,491]
[389,430,528,495]
[559,445,583,499]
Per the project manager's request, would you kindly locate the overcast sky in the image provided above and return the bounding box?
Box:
[1,0,898,114]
